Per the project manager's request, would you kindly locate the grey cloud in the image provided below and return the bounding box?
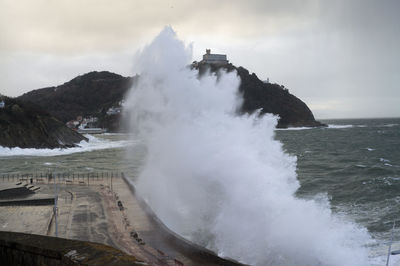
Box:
[0,0,320,53]
[0,0,399,118]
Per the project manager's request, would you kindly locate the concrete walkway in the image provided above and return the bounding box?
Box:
[0,178,244,265]
[110,177,243,266]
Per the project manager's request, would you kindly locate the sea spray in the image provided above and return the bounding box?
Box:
[125,26,372,265]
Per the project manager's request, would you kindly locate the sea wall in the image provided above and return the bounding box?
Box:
[0,231,143,266]
[121,175,244,266]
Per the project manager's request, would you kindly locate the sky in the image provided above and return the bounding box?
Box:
[0,0,399,119]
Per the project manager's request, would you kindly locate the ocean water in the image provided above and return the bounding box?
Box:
[0,134,140,175]
[0,118,399,264]
[276,117,400,263]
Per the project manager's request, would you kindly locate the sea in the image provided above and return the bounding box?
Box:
[277,118,400,264]
[0,117,399,265]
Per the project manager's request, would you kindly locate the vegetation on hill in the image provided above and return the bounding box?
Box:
[18,71,135,123]
[196,62,324,128]
[0,97,87,148]
[18,66,324,132]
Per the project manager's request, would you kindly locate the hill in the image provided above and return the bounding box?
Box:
[0,97,87,149]
[196,62,323,127]
[18,66,324,131]
[18,71,135,123]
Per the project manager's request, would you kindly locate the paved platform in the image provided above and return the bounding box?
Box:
[111,177,242,265]
[0,178,243,265]
[0,206,53,235]
[0,181,116,248]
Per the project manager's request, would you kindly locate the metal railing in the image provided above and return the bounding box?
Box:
[0,172,124,186]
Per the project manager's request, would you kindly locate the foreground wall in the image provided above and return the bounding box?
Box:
[0,231,144,266]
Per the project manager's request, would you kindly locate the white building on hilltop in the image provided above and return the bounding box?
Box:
[201,49,228,65]
[0,100,5,109]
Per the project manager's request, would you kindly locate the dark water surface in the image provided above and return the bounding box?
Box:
[1,118,399,263]
[0,134,142,176]
[275,118,400,245]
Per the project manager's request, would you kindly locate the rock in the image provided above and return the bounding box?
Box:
[17,65,325,131]
[18,71,134,131]
[0,97,88,149]
[195,62,326,128]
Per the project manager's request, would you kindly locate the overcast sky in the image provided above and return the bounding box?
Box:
[1,0,399,119]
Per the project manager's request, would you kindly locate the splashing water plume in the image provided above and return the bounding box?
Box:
[125,26,372,265]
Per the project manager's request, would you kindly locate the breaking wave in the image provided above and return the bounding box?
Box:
[0,135,134,157]
[125,26,373,265]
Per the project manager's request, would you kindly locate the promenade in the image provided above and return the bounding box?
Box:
[0,173,243,266]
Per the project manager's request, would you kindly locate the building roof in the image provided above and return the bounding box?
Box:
[201,49,229,65]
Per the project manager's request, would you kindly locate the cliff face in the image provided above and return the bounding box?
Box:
[196,63,324,128]
[0,97,87,149]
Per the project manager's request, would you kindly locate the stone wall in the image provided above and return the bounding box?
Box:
[0,231,143,266]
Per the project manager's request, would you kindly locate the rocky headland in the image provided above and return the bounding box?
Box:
[17,64,324,132]
[18,71,135,132]
[0,97,87,149]
[195,62,325,128]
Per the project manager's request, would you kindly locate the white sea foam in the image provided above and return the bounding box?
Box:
[276,124,366,131]
[275,126,314,131]
[125,26,372,266]
[356,164,367,168]
[383,123,398,127]
[0,135,134,157]
[328,124,354,129]
[366,148,375,151]
[102,132,131,136]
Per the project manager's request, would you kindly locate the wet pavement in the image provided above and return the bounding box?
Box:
[0,178,243,265]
